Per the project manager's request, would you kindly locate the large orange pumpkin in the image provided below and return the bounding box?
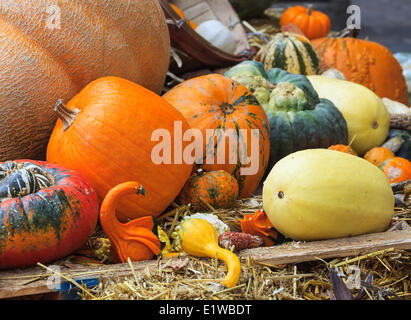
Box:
[47,76,193,222]
[0,0,170,161]
[312,37,409,105]
[163,74,270,198]
[280,5,331,40]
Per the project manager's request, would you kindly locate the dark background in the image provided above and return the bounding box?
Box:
[274,0,411,53]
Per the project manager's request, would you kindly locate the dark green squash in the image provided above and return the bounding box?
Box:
[225,61,348,169]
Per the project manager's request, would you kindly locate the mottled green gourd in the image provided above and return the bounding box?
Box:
[225,61,348,169]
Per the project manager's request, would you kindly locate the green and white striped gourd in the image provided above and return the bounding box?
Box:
[260,32,320,75]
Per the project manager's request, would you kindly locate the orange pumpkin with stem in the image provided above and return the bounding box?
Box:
[379,157,411,183]
[47,76,193,222]
[364,147,395,167]
[163,74,270,198]
[280,5,331,40]
[0,0,170,161]
[100,181,161,262]
[312,37,409,105]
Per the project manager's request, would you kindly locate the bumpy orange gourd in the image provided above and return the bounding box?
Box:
[100,182,161,262]
[178,169,239,210]
[47,76,193,222]
[163,74,270,198]
[280,5,331,40]
[328,144,358,156]
[0,0,170,161]
[177,218,241,288]
[379,157,411,183]
[312,37,409,105]
[238,210,284,246]
[364,147,395,167]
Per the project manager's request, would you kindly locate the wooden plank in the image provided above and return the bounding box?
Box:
[238,229,411,265]
[0,228,410,299]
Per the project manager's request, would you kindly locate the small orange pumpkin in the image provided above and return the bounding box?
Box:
[364,147,395,167]
[280,5,331,40]
[328,144,358,156]
[379,157,411,183]
[177,169,239,210]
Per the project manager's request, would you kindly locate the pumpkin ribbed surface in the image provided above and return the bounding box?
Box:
[312,37,409,105]
[0,0,170,161]
[163,74,270,198]
[280,6,331,40]
[47,76,193,222]
[260,32,320,75]
[0,160,99,269]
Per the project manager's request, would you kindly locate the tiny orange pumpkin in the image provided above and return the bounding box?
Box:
[280,5,331,40]
[328,144,358,156]
[379,157,411,183]
[364,147,395,167]
[177,169,239,210]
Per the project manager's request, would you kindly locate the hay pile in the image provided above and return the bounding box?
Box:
[76,16,411,301]
[75,195,410,300]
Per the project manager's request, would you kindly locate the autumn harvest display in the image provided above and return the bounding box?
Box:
[0,0,410,301]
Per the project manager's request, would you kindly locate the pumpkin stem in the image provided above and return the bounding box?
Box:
[307,4,313,15]
[99,181,161,263]
[220,103,235,115]
[54,99,81,131]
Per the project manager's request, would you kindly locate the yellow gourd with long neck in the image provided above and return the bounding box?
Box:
[177,218,241,288]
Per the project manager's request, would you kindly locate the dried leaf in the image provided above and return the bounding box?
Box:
[167,258,190,272]
[327,267,355,300]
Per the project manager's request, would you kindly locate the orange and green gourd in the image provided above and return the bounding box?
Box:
[163,74,271,199]
[177,169,239,210]
[0,160,99,269]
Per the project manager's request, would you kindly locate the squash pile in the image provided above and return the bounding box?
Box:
[0,2,409,282]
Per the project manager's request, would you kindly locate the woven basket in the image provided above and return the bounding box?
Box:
[160,0,254,75]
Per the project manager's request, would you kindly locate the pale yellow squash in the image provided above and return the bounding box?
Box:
[307,75,390,155]
[263,149,394,241]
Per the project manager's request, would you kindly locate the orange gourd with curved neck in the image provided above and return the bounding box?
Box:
[100,181,161,262]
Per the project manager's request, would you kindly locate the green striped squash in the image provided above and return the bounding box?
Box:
[260,32,320,75]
